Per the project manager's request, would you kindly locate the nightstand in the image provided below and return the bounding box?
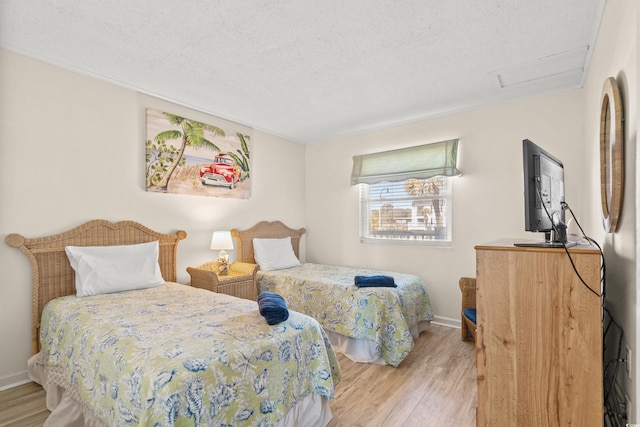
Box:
[187,261,259,301]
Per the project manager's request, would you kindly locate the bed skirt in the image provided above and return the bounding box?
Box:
[325,320,430,365]
[28,354,333,427]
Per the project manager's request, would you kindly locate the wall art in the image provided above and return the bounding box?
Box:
[145,108,252,199]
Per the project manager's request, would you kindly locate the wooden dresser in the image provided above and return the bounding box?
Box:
[475,239,603,426]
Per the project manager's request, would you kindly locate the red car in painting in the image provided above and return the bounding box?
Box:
[199,153,242,189]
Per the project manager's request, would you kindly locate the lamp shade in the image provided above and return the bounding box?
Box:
[210,231,234,250]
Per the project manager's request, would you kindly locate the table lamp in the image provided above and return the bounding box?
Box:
[210,231,234,275]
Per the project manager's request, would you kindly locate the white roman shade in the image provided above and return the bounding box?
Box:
[351,139,460,185]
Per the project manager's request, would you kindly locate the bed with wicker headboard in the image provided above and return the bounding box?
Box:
[5,219,187,354]
[231,220,434,367]
[7,219,340,427]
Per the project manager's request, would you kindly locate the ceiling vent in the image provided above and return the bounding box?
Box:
[489,46,589,92]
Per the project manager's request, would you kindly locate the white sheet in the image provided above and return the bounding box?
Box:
[325,320,430,365]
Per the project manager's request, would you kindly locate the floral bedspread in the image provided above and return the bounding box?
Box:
[38,282,341,426]
[257,263,434,367]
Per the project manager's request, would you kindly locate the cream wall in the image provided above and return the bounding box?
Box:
[305,89,586,325]
[0,49,307,388]
[582,0,638,419]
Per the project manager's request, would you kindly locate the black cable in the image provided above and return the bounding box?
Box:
[562,202,619,420]
[533,187,626,422]
[602,307,627,424]
[603,306,624,403]
[534,186,601,297]
[564,203,607,299]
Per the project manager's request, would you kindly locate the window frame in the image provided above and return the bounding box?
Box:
[358,176,453,246]
[352,139,460,246]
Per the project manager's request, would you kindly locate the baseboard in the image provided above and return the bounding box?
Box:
[431,315,461,329]
[0,370,31,391]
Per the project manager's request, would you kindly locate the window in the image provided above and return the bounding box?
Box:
[359,177,452,243]
[351,139,460,245]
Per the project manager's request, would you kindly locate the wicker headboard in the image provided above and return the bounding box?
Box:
[231,221,306,264]
[5,219,187,354]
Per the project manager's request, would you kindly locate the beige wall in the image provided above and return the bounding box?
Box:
[305,90,586,325]
[582,0,638,419]
[0,49,307,388]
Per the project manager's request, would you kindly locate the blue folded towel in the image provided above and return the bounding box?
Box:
[257,291,289,325]
[354,275,397,288]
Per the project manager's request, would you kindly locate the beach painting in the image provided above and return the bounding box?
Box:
[145,108,252,199]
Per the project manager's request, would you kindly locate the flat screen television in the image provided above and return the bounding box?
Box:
[515,139,578,248]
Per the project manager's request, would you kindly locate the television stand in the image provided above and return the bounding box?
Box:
[514,228,579,248]
[514,240,579,248]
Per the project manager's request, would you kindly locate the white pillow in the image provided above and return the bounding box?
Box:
[65,241,165,297]
[253,237,301,271]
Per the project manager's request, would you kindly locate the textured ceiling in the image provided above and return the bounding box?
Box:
[0,1,606,144]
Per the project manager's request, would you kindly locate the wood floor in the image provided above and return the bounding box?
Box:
[0,324,476,427]
[0,381,49,427]
[328,324,476,427]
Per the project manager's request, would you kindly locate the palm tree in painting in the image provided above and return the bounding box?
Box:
[148,113,225,190]
[228,132,251,178]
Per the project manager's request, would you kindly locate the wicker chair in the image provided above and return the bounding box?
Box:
[459,277,477,341]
